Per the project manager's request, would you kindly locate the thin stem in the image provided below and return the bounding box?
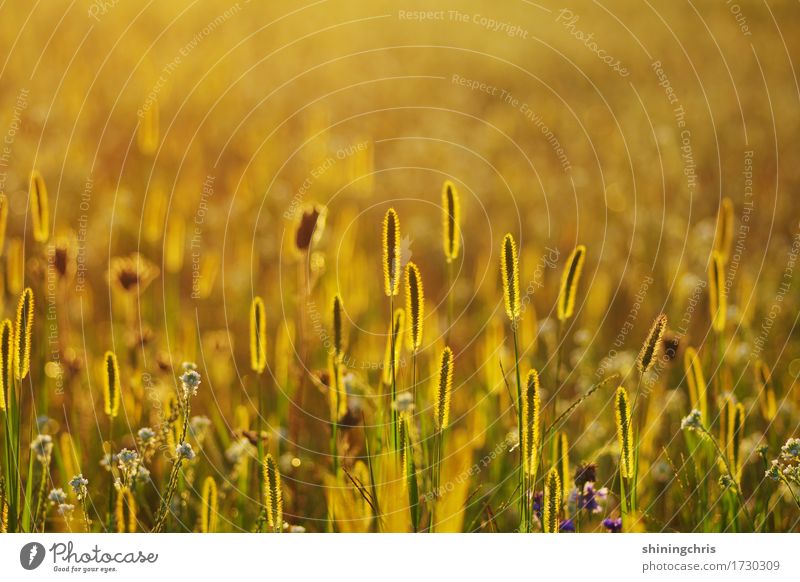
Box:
[700,426,755,531]
[106,416,115,531]
[390,295,397,453]
[511,323,523,526]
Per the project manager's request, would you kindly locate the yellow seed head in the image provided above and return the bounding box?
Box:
[137,101,160,155]
[250,296,267,374]
[405,262,424,352]
[263,453,283,532]
[614,386,634,479]
[14,288,34,380]
[6,238,24,295]
[500,234,520,321]
[29,170,50,243]
[683,346,707,423]
[0,193,8,254]
[558,432,570,492]
[0,320,12,411]
[557,245,586,321]
[103,351,121,418]
[708,251,726,333]
[542,468,561,533]
[442,180,460,262]
[165,214,185,274]
[521,369,541,476]
[637,313,667,375]
[754,360,776,421]
[382,308,405,385]
[115,489,137,533]
[434,347,454,432]
[200,476,218,533]
[713,197,734,264]
[332,294,344,358]
[382,208,401,296]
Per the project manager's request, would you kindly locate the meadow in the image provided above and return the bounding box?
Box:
[0,0,799,533]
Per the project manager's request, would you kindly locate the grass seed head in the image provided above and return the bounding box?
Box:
[500,233,520,321]
[557,244,586,321]
[250,296,267,374]
[637,313,667,375]
[103,351,121,418]
[29,170,50,243]
[614,386,634,479]
[332,294,344,358]
[442,180,460,262]
[434,346,454,432]
[713,197,734,263]
[708,251,726,333]
[521,369,541,476]
[405,262,424,352]
[263,453,283,532]
[543,467,561,533]
[0,320,11,411]
[201,476,218,533]
[14,288,34,380]
[383,208,401,296]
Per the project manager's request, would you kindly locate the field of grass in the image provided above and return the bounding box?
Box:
[0,0,799,533]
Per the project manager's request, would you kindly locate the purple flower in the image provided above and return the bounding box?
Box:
[603,517,623,533]
[532,491,543,518]
[559,519,575,532]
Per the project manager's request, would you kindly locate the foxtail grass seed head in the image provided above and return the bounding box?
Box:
[29,170,50,243]
[637,313,667,374]
[383,309,405,385]
[383,208,401,296]
[614,386,634,479]
[0,319,11,411]
[442,180,460,262]
[558,432,570,491]
[137,101,159,155]
[250,296,267,374]
[332,294,344,358]
[557,245,586,321]
[500,233,520,321]
[708,251,726,333]
[683,346,707,422]
[713,197,734,264]
[521,369,541,476]
[115,489,137,533]
[755,360,777,421]
[103,351,121,418]
[543,468,561,533]
[405,262,424,352]
[201,476,218,533]
[14,287,34,380]
[0,193,8,254]
[434,347,454,432]
[263,453,283,532]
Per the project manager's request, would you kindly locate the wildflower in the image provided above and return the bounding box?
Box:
[225,438,255,464]
[719,474,734,489]
[680,409,705,433]
[69,474,89,500]
[176,442,195,460]
[603,517,623,533]
[57,503,75,517]
[30,434,53,463]
[765,463,781,482]
[108,253,159,295]
[48,488,67,505]
[137,427,156,444]
[559,519,575,533]
[394,391,415,413]
[179,368,201,398]
[781,438,800,460]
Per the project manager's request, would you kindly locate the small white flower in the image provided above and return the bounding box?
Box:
[680,409,704,433]
[30,434,54,463]
[48,488,67,505]
[176,442,195,460]
[69,474,89,500]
